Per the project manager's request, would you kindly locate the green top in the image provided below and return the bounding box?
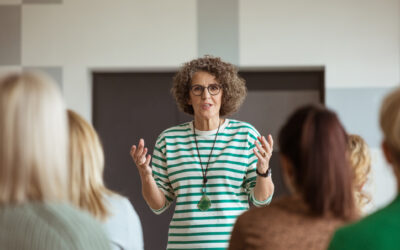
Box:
[329,194,400,250]
[0,202,110,250]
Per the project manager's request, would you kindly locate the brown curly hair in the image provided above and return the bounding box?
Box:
[171,55,247,117]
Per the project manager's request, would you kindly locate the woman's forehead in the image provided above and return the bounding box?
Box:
[191,71,218,84]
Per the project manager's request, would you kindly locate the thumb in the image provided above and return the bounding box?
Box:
[145,154,152,166]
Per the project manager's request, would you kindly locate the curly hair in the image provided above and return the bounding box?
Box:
[171,55,247,117]
[348,134,371,212]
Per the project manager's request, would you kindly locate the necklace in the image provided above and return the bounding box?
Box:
[193,119,221,211]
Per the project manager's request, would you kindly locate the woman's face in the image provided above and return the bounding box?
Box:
[188,71,223,121]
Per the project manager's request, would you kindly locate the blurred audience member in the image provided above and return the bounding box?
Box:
[329,87,400,250]
[229,105,357,250]
[68,109,143,250]
[0,72,110,250]
[348,134,371,214]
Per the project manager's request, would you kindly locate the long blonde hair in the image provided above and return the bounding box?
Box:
[348,134,371,211]
[0,72,68,204]
[67,109,114,221]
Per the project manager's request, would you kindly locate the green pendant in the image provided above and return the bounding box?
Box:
[197,195,211,211]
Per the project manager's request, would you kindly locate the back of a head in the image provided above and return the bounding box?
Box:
[0,72,68,204]
[67,109,111,221]
[380,87,400,165]
[278,104,355,219]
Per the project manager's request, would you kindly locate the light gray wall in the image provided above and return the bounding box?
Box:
[198,0,239,64]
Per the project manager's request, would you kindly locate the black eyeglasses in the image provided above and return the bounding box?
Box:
[190,84,222,96]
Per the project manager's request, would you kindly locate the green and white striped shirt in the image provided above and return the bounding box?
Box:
[151,119,273,250]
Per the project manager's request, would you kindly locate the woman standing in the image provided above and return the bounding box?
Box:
[131,56,274,249]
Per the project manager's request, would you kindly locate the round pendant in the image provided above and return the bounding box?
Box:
[197,195,211,211]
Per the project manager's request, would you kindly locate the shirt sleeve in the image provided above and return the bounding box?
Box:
[150,134,176,214]
[243,126,273,207]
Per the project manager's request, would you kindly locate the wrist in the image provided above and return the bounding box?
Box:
[140,172,154,182]
[256,167,271,178]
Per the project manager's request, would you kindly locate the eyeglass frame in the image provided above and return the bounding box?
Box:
[189,84,223,96]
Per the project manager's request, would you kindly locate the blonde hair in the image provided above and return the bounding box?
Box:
[0,72,68,204]
[380,87,400,164]
[348,134,371,211]
[68,109,114,221]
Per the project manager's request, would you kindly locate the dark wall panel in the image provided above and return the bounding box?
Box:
[93,72,178,250]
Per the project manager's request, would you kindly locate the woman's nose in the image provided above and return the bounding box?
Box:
[201,87,211,99]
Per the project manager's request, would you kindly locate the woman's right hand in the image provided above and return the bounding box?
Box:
[130,138,152,178]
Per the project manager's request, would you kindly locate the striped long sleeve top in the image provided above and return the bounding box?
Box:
[151,119,273,250]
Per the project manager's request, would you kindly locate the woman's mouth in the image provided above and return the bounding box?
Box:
[201,103,212,110]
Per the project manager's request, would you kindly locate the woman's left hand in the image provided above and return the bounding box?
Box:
[253,134,273,174]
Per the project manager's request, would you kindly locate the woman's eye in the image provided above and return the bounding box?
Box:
[210,85,219,91]
[193,86,202,92]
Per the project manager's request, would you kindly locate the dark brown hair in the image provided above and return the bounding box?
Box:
[171,55,247,117]
[278,104,356,219]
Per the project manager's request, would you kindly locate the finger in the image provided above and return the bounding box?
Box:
[135,139,144,158]
[259,136,271,153]
[130,145,137,158]
[144,154,152,166]
[139,147,148,164]
[253,148,263,160]
[267,134,274,151]
[254,141,266,157]
[130,145,136,154]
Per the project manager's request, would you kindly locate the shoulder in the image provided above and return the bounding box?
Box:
[104,194,142,229]
[329,223,367,250]
[34,202,106,232]
[237,196,311,228]
[1,202,109,250]
[330,202,400,250]
[156,122,192,143]
[162,122,192,135]
[226,119,260,138]
[43,203,110,243]
[106,195,137,216]
[103,195,143,249]
[233,200,280,236]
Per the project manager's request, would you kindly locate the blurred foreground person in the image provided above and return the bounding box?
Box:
[348,134,372,214]
[229,105,357,250]
[68,109,143,250]
[0,72,110,250]
[329,87,400,250]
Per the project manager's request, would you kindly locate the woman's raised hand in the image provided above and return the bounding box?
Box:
[253,135,273,174]
[130,139,152,177]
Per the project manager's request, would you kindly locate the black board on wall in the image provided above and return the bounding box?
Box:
[92,68,324,250]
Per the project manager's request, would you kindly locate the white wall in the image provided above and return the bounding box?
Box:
[22,0,198,119]
[240,0,399,88]
[239,0,400,211]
